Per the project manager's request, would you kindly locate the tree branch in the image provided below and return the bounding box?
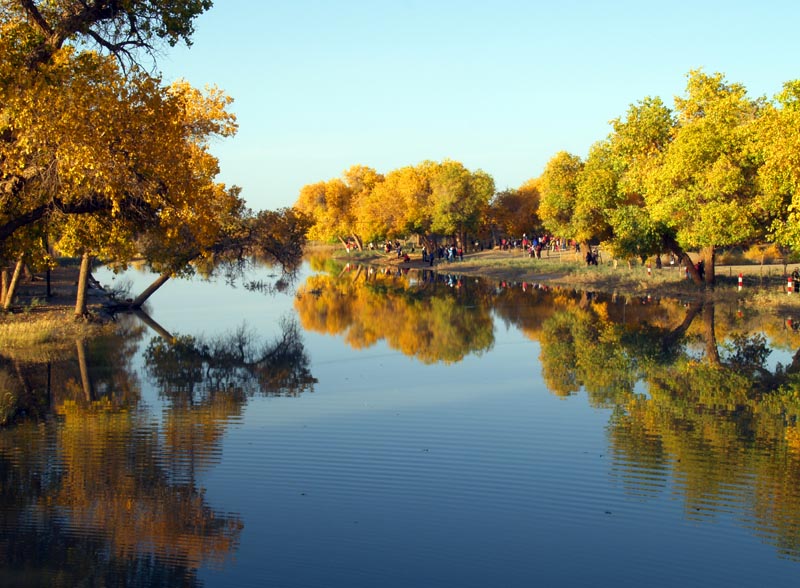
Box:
[19,0,54,37]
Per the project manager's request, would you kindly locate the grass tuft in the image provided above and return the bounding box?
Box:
[0,313,109,361]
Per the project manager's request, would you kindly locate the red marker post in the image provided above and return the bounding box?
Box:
[789,275,794,294]
[738,273,743,291]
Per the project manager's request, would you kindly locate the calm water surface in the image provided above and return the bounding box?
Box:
[3,258,800,587]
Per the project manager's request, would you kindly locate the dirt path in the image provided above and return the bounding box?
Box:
[3,262,109,318]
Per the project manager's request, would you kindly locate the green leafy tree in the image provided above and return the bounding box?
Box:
[645,70,765,284]
[605,96,676,264]
[756,80,800,252]
[428,160,494,246]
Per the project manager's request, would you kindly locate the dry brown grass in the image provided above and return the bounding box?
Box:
[0,312,110,361]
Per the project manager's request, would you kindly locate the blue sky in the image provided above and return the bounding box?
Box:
[159,0,800,211]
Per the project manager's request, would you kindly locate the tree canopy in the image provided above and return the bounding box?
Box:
[297,159,494,250]
[1,0,310,312]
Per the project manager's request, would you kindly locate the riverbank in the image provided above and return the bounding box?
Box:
[1,261,110,316]
[0,263,113,350]
[333,247,800,309]
[6,248,800,327]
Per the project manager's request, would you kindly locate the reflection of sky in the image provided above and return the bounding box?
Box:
[95,264,297,337]
[92,262,800,587]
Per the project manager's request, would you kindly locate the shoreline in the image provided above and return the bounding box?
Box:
[5,249,800,324]
[330,248,800,308]
[1,262,110,321]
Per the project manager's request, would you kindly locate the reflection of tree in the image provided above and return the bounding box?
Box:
[0,315,291,583]
[145,317,316,400]
[144,317,317,479]
[0,432,198,587]
[52,405,242,570]
[295,267,494,363]
[0,317,145,425]
[532,291,800,560]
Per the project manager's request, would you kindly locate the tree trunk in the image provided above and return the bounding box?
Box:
[663,235,703,285]
[3,256,24,311]
[74,251,91,317]
[701,245,715,286]
[581,241,593,263]
[134,309,174,342]
[43,230,52,297]
[129,271,171,309]
[702,301,721,365]
[351,233,363,251]
[75,339,94,402]
[662,302,702,350]
[0,266,8,307]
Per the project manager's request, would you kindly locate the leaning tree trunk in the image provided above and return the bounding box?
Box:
[663,235,703,285]
[351,233,363,251]
[74,251,91,317]
[134,309,174,342]
[2,256,24,311]
[662,302,702,351]
[129,270,172,309]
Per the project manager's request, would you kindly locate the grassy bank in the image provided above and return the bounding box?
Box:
[0,314,111,362]
[336,247,800,308]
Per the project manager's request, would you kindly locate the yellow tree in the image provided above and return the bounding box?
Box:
[1,46,242,313]
[486,184,541,243]
[1,0,216,244]
[538,151,584,239]
[355,164,430,245]
[3,2,310,313]
[295,165,383,250]
[295,178,355,245]
[343,164,383,249]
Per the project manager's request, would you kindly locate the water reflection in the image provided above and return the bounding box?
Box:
[5,258,800,584]
[0,314,315,586]
[297,260,800,562]
[295,264,496,363]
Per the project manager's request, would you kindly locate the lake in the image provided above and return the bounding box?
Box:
[2,255,800,587]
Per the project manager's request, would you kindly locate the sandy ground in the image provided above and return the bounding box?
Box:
[3,262,108,319]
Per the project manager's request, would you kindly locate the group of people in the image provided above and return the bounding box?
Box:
[422,245,463,264]
[516,234,580,259]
